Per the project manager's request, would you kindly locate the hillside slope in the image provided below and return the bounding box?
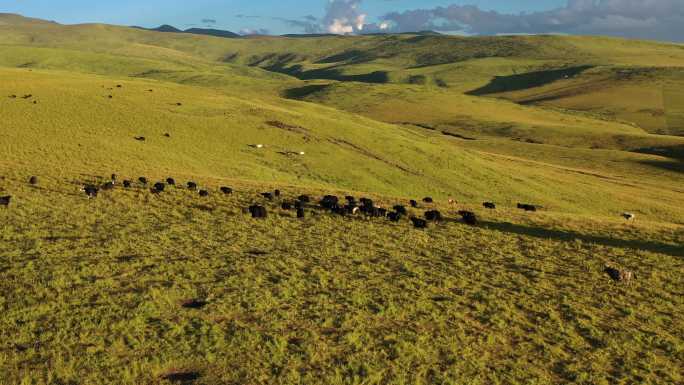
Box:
[1,67,682,222]
[2,13,684,148]
[0,14,682,385]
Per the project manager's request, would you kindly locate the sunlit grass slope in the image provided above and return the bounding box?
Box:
[0,13,683,385]
[2,13,684,147]
[2,67,683,222]
[1,168,682,385]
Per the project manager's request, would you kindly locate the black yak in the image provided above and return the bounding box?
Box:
[298,195,311,203]
[281,202,292,210]
[153,182,166,193]
[483,202,496,209]
[459,210,478,225]
[101,182,115,191]
[393,205,407,215]
[604,266,634,283]
[320,195,339,209]
[425,210,442,221]
[187,181,198,190]
[517,203,537,212]
[123,180,132,188]
[410,200,418,208]
[83,185,98,199]
[249,205,267,219]
[220,187,233,194]
[199,190,209,197]
[261,192,274,200]
[0,196,11,207]
[331,205,347,216]
[139,177,148,185]
[166,178,176,186]
[29,176,38,185]
[423,197,433,203]
[410,217,428,229]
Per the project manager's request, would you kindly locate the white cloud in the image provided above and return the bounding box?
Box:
[328,19,354,34]
[323,0,367,34]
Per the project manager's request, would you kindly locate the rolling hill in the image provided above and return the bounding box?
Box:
[0,13,682,385]
[136,25,241,39]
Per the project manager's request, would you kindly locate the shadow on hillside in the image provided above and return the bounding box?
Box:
[479,220,683,258]
[315,50,373,65]
[243,51,390,83]
[466,65,594,96]
[268,64,390,84]
[632,144,684,174]
[283,84,331,99]
[638,160,684,174]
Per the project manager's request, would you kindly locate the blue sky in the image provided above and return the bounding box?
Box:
[1,0,682,42]
[0,1,568,33]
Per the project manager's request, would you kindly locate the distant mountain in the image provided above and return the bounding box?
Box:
[361,30,442,37]
[135,24,240,38]
[184,28,239,38]
[281,33,339,38]
[152,24,183,33]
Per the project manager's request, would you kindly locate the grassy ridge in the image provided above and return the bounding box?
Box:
[3,13,684,146]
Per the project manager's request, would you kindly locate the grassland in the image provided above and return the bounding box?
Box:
[0,13,683,385]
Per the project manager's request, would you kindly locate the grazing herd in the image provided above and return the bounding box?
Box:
[0,173,641,283]
[1,175,639,231]
[71,175,229,200]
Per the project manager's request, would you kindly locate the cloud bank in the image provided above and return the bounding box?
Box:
[380,0,684,42]
[274,0,682,42]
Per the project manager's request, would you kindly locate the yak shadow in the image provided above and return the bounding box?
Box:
[479,220,683,258]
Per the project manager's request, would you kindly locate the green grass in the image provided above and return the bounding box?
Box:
[1,173,682,385]
[0,13,683,385]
